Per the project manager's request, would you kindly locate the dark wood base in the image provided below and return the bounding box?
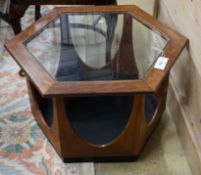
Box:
[26,75,169,162]
[63,155,139,163]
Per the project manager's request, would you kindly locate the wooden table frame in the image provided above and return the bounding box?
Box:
[5,5,188,162]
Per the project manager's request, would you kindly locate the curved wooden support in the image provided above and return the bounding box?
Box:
[26,71,169,161]
[112,13,139,79]
[27,80,62,155]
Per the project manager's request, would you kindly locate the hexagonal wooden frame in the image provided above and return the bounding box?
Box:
[5,5,188,97]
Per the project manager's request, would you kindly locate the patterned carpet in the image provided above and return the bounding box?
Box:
[0,6,94,175]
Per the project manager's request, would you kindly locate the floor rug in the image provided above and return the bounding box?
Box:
[0,6,94,175]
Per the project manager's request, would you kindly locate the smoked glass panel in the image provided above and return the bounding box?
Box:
[25,12,167,82]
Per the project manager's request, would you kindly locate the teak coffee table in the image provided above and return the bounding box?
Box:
[5,5,188,162]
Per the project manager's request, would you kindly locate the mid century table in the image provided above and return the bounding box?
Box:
[5,5,188,162]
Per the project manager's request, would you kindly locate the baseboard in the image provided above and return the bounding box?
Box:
[167,76,201,175]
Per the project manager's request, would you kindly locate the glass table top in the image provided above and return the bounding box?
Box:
[25,12,168,82]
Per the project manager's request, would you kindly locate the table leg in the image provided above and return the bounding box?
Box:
[35,5,41,20]
[8,4,28,34]
[8,4,28,76]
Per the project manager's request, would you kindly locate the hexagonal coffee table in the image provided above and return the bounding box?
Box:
[5,5,188,162]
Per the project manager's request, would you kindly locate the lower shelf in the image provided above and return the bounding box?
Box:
[65,96,133,145]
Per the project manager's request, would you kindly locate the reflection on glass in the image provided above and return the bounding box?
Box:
[25,12,168,82]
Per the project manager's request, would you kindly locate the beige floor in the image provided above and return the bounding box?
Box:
[0,1,193,175]
[95,110,192,175]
